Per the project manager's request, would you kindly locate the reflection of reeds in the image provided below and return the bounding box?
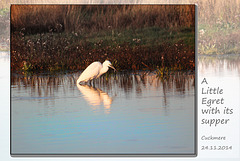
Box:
[11,73,76,97]
[198,55,240,75]
[11,72,195,102]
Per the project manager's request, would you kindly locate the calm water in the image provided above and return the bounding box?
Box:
[0,51,237,155]
[8,53,240,155]
[11,68,195,155]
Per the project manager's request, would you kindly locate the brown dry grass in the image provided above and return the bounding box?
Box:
[196,0,240,25]
[11,5,195,34]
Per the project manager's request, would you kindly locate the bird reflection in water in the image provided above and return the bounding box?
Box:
[76,83,112,114]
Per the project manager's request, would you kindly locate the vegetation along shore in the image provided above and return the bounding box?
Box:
[11,5,195,73]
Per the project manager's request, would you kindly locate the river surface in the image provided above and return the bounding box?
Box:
[6,52,240,155]
[11,71,195,155]
[9,53,195,155]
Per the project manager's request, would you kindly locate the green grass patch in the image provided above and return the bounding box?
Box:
[83,26,194,49]
[199,23,240,55]
[0,8,9,16]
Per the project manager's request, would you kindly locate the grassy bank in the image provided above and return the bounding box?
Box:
[11,26,195,73]
[11,5,195,73]
[198,24,240,55]
[0,7,9,51]
[197,0,240,55]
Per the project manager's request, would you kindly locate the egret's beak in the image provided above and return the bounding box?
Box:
[109,65,117,72]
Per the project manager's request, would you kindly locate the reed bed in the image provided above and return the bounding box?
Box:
[197,0,240,54]
[11,5,195,34]
[11,5,195,73]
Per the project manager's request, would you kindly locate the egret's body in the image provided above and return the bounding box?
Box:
[77,60,116,84]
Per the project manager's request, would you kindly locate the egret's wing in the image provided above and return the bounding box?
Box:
[78,62,102,82]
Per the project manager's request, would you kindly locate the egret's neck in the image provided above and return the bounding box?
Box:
[99,66,109,77]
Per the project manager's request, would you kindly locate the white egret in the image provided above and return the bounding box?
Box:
[77,60,116,85]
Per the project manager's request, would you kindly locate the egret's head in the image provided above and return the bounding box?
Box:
[103,60,116,72]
